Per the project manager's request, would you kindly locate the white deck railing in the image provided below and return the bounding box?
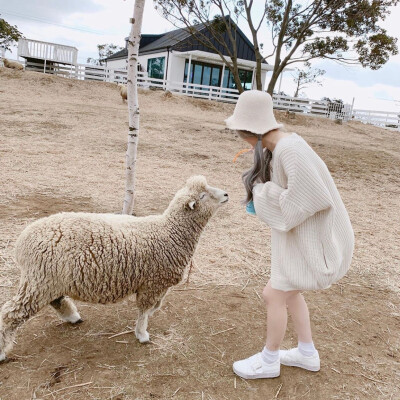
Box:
[5,58,399,130]
[18,38,78,65]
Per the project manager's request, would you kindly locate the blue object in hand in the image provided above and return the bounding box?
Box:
[246,200,256,215]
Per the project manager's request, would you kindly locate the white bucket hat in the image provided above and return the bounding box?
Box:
[225,90,283,135]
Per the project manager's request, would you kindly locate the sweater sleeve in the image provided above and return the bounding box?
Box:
[253,144,334,232]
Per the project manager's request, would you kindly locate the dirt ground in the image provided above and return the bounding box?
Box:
[0,68,399,400]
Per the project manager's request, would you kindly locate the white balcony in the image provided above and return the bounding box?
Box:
[17,38,78,65]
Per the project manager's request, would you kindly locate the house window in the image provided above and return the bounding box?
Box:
[239,70,253,90]
[183,60,253,90]
[211,67,220,86]
[184,60,222,87]
[193,63,202,84]
[223,68,253,90]
[147,57,165,79]
[183,59,253,90]
[223,69,235,89]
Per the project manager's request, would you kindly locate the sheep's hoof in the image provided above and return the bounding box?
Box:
[136,330,150,343]
[63,312,83,324]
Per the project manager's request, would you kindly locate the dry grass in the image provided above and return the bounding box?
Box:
[0,67,399,399]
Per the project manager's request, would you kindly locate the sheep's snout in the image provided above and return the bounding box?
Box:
[207,186,229,205]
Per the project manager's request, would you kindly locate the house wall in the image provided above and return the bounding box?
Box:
[249,70,268,90]
[261,71,267,90]
[167,53,186,82]
[106,50,269,89]
[105,58,127,70]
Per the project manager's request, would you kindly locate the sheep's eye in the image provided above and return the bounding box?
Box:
[199,193,207,200]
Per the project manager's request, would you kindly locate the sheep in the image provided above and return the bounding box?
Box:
[0,176,228,361]
[118,83,127,102]
[2,58,24,71]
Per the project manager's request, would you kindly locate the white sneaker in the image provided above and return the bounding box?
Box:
[233,352,280,379]
[280,348,320,372]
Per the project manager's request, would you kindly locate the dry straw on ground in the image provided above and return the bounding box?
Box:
[0,68,399,399]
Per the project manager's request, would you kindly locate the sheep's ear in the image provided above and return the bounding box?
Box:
[188,200,196,210]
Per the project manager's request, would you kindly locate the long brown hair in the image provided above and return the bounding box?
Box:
[236,130,273,203]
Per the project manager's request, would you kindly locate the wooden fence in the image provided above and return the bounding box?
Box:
[3,58,399,130]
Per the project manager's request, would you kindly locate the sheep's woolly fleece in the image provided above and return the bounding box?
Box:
[3,59,24,70]
[0,175,228,360]
[118,84,127,101]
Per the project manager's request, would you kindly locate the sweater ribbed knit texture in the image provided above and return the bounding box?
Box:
[253,133,354,291]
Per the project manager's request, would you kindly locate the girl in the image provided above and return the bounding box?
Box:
[225,90,354,379]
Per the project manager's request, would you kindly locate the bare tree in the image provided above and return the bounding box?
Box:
[236,0,267,90]
[87,43,123,66]
[122,0,146,215]
[264,0,399,94]
[292,66,325,97]
[155,0,267,92]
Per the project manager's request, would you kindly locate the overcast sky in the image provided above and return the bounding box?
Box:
[1,0,399,111]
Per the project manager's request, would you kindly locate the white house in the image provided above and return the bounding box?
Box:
[105,20,274,91]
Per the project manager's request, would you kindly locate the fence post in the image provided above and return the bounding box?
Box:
[108,67,114,83]
[186,54,192,94]
[278,71,284,93]
[0,46,4,67]
[349,97,355,121]
[219,63,226,99]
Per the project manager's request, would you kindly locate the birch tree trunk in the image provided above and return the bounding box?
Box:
[122,0,146,215]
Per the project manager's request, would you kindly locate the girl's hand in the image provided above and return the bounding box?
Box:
[246,201,256,215]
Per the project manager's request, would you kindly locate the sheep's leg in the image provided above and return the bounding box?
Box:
[135,288,170,343]
[149,289,169,316]
[135,309,151,343]
[50,296,82,324]
[0,281,48,361]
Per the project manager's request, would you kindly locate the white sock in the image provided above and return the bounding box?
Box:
[298,341,316,357]
[261,346,279,364]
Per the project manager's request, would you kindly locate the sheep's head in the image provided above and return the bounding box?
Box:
[166,175,228,221]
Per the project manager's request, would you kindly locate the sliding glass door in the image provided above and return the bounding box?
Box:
[184,59,253,90]
[223,68,253,90]
[184,60,222,88]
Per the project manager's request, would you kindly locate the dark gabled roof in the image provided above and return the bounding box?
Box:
[105,34,165,61]
[106,48,127,60]
[106,17,267,64]
[140,34,165,49]
[139,24,206,54]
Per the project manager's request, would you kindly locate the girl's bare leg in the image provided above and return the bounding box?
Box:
[232,281,306,378]
[232,280,318,379]
[262,281,300,351]
[279,289,320,371]
[286,292,313,343]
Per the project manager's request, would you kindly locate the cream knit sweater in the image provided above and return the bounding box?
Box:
[253,133,354,291]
